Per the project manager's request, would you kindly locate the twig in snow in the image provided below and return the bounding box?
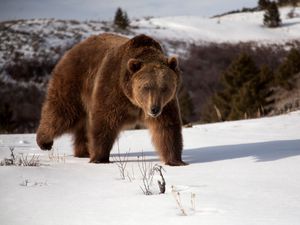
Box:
[19,153,40,166]
[171,185,187,216]
[112,142,130,180]
[153,164,166,194]
[138,152,155,195]
[191,193,196,211]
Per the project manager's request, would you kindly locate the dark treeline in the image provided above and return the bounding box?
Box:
[179,42,300,124]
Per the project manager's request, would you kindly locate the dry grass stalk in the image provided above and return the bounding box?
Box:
[48,147,66,163]
[171,186,187,216]
[138,152,155,195]
[214,105,222,121]
[191,193,196,211]
[112,142,130,180]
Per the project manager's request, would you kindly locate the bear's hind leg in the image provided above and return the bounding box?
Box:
[73,119,89,158]
[37,99,81,151]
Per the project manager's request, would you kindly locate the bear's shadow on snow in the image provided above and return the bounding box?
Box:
[183,139,300,164]
[111,151,159,163]
[112,139,300,164]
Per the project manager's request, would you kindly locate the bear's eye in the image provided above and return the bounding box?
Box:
[143,85,152,92]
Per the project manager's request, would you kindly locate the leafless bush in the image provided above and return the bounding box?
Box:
[48,147,66,163]
[18,153,40,166]
[126,165,135,182]
[0,146,40,167]
[137,153,167,195]
[112,143,130,180]
[0,146,16,166]
[138,152,155,195]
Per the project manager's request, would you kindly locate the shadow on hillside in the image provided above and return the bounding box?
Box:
[112,139,300,164]
[282,21,300,27]
[183,139,300,164]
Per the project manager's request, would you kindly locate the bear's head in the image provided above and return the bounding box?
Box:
[124,56,180,118]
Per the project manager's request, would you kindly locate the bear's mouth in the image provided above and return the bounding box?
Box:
[148,111,162,118]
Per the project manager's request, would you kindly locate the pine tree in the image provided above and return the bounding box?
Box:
[258,0,270,10]
[252,64,274,114]
[114,7,130,30]
[276,48,300,89]
[263,2,281,28]
[213,53,260,121]
[201,53,276,122]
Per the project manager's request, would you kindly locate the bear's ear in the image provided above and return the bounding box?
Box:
[168,56,178,71]
[127,58,143,73]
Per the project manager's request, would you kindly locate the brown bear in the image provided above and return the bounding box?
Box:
[36,33,186,166]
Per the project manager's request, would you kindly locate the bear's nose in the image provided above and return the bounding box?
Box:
[150,105,161,116]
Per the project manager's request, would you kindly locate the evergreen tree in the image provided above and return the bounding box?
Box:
[276,48,300,89]
[258,0,270,10]
[212,53,274,121]
[249,64,274,115]
[213,53,260,120]
[263,2,281,28]
[114,7,130,30]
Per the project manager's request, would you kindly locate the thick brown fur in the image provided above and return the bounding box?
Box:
[36,33,186,166]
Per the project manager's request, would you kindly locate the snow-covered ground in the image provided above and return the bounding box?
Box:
[0,111,300,225]
[133,7,300,44]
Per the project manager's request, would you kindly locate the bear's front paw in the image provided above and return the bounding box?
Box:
[36,133,53,150]
[165,160,188,166]
[89,156,110,164]
[40,141,54,150]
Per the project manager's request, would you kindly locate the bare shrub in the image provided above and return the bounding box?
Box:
[0,146,40,167]
[0,146,16,166]
[18,153,40,166]
[137,153,167,195]
[48,147,66,163]
[112,143,130,180]
[138,152,155,195]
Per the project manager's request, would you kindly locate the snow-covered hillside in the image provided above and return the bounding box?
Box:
[0,0,258,21]
[1,6,300,84]
[0,111,300,225]
[1,7,300,70]
[133,7,300,44]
